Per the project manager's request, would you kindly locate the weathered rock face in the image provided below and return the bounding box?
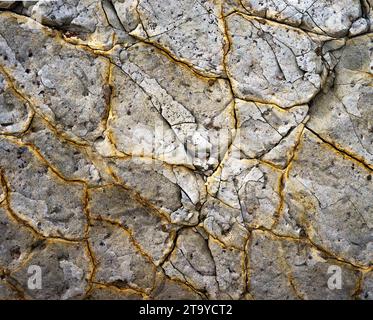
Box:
[0,1,371,300]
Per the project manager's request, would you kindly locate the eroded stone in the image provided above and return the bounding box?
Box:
[308,35,373,168]
[87,184,177,265]
[0,72,33,135]
[249,230,361,300]
[105,42,234,172]
[274,130,373,267]
[240,0,362,37]
[130,0,226,76]
[226,14,330,108]
[88,220,156,292]
[0,137,87,239]
[11,241,91,300]
[0,12,110,143]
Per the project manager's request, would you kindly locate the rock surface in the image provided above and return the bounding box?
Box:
[0,1,371,300]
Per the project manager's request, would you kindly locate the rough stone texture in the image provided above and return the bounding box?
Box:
[129,0,226,77]
[0,1,371,300]
[239,0,363,37]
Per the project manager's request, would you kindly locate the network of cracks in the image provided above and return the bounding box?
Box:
[0,0,372,300]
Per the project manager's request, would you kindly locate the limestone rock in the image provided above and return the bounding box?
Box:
[308,35,373,168]
[10,241,92,300]
[87,184,177,265]
[240,0,362,37]
[249,231,361,300]
[0,12,110,144]
[0,205,39,271]
[22,116,109,185]
[105,42,234,172]
[0,0,371,301]
[226,13,331,108]
[0,72,33,135]
[88,220,156,292]
[274,130,373,268]
[130,0,226,77]
[0,137,87,239]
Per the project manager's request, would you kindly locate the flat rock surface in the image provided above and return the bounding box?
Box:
[0,1,371,300]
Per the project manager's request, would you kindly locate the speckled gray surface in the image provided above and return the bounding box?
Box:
[0,0,372,300]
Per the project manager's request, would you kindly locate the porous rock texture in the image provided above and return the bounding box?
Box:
[0,0,372,300]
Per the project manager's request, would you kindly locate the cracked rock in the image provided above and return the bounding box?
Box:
[130,0,226,76]
[0,137,87,239]
[10,241,92,299]
[274,130,373,267]
[308,35,373,168]
[0,12,110,143]
[240,0,362,37]
[249,231,361,300]
[88,220,156,292]
[226,13,330,108]
[0,0,371,301]
[0,72,33,135]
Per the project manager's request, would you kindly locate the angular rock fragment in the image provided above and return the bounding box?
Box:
[208,238,246,299]
[163,227,246,299]
[0,137,87,239]
[207,154,282,230]
[108,156,207,219]
[226,14,330,108]
[234,99,308,159]
[274,130,373,267]
[201,197,249,250]
[308,35,373,168]
[163,228,218,298]
[349,18,369,36]
[240,0,362,37]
